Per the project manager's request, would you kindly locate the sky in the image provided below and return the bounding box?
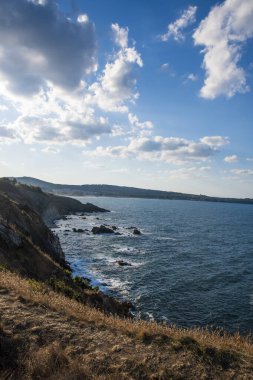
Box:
[0,0,253,197]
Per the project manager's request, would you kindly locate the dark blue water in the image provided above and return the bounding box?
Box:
[53,197,253,334]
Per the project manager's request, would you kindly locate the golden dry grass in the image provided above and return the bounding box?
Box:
[1,268,253,379]
[1,268,252,355]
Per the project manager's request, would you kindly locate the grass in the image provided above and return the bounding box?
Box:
[0,268,252,353]
[1,268,253,379]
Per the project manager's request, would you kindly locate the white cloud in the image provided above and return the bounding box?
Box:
[0,105,8,112]
[128,113,153,132]
[77,14,89,24]
[0,125,18,143]
[188,73,198,81]
[161,6,197,42]
[91,135,228,164]
[231,168,253,176]
[111,23,129,49]
[4,83,112,145]
[0,0,97,97]
[86,24,143,113]
[161,63,170,70]
[224,154,239,163]
[168,166,211,179]
[200,136,229,147]
[194,0,253,99]
[41,146,60,154]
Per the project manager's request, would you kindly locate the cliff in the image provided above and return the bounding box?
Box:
[1,177,108,226]
[0,178,130,317]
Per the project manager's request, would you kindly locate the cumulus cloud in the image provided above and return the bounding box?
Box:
[91,135,228,164]
[128,113,153,136]
[224,154,239,163]
[161,5,197,42]
[86,24,143,112]
[199,136,229,147]
[0,0,97,97]
[111,23,129,48]
[4,83,112,145]
[194,0,253,99]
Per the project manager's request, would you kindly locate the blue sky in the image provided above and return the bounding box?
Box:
[0,0,253,197]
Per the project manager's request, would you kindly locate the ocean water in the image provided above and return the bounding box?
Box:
[53,197,253,334]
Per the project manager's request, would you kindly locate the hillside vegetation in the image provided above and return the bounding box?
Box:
[15,176,253,205]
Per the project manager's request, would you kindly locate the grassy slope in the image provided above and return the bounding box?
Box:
[1,268,253,380]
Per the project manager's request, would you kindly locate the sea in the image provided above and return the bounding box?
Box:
[52,197,253,334]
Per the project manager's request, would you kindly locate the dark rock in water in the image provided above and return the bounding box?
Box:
[92,225,115,234]
[64,229,70,232]
[111,226,117,230]
[72,228,85,233]
[96,217,100,220]
[133,228,141,235]
[82,217,86,219]
[61,216,68,220]
[114,232,122,236]
[116,260,132,267]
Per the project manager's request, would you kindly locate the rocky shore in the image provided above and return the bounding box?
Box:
[0,178,132,317]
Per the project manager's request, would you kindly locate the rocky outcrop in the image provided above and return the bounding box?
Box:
[0,219,24,250]
[0,178,108,227]
[0,178,103,277]
[0,178,132,317]
[116,260,132,267]
[92,225,115,234]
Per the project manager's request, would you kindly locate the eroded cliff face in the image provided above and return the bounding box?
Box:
[0,178,132,317]
[0,191,66,280]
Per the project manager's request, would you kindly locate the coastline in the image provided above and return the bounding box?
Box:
[51,210,135,317]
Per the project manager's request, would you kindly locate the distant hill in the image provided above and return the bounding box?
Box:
[14,176,253,205]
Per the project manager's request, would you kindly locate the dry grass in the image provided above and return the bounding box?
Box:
[1,268,253,379]
[0,268,252,355]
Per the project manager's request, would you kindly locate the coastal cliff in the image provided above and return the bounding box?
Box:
[1,178,253,379]
[0,178,131,316]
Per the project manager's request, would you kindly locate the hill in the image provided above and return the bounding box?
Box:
[15,176,253,205]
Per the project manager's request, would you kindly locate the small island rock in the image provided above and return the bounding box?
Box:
[116,260,132,267]
[92,225,115,234]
